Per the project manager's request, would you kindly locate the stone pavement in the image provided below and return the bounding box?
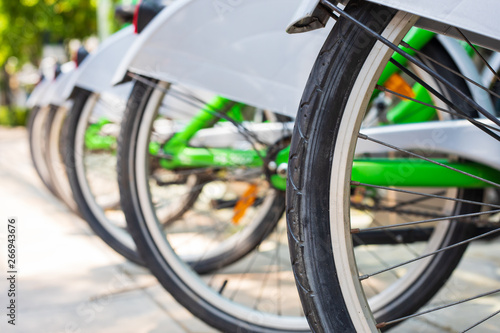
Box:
[0,127,217,333]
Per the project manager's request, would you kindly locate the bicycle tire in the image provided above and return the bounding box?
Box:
[118,79,307,332]
[44,104,79,212]
[63,88,144,265]
[287,2,483,331]
[27,105,58,196]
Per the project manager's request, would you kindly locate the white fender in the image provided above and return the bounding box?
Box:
[36,80,57,107]
[39,62,76,107]
[437,35,495,116]
[61,26,137,100]
[87,82,134,124]
[112,0,332,118]
[366,0,500,52]
[26,78,51,108]
[50,69,78,106]
[289,0,500,51]
[287,0,329,33]
[482,52,500,88]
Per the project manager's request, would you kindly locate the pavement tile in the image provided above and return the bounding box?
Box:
[0,128,216,333]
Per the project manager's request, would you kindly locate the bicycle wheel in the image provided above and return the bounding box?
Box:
[27,105,58,196]
[118,78,307,331]
[288,2,499,332]
[44,103,79,212]
[63,86,144,265]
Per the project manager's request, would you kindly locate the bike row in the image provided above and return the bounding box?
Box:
[27,0,500,331]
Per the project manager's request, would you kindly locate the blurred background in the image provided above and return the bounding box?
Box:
[0,0,134,127]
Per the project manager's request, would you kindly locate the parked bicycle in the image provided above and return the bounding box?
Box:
[287,0,500,331]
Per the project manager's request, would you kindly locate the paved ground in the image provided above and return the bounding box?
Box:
[0,127,217,333]
[1,126,500,333]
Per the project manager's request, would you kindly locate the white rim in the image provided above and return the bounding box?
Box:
[329,11,418,333]
[329,10,477,331]
[365,53,459,309]
[47,104,78,211]
[31,106,53,184]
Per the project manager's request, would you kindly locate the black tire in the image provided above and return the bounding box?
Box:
[44,104,79,213]
[63,88,144,265]
[27,105,58,196]
[287,2,482,332]
[118,79,306,332]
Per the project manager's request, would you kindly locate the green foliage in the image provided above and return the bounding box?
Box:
[0,0,98,68]
[0,106,30,127]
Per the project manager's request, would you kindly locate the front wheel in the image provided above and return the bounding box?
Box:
[287,2,497,332]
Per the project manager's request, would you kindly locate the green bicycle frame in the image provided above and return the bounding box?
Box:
[150,96,265,170]
[85,118,116,151]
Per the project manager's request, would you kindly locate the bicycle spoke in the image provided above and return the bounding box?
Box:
[398,41,500,100]
[354,208,500,233]
[351,181,500,209]
[253,229,281,311]
[359,265,383,296]
[352,202,445,219]
[353,234,402,280]
[389,58,500,141]
[320,0,500,128]
[227,245,262,301]
[129,72,270,154]
[166,86,270,151]
[461,308,500,333]
[357,133,500,188]
[376,85,500,133]
[455,28,500,83]
[389,192,446,211]
[359,227,500,281]
[376,288,500,328]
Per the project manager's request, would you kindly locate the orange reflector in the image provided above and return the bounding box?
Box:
[232,184,258,225]
[384,74,416,100]
[351,187,365,204]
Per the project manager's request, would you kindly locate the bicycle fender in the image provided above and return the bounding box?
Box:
[481,52,500,89]
[286,0,332,33]
[50,69,79,106]
[288,0,500,51]
[366,0,500,52]
[60,26,137,101]
[111,0,332,117]
[39,62,76,107]
[26,78,51,108]
[436,35,495,117]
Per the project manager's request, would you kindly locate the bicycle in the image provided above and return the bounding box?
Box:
[286,0,500,331]
[59,3,145,264]
[27,62,80,213]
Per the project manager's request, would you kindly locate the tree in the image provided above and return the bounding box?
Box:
[0,1,100,125]
[0,0,98,68]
